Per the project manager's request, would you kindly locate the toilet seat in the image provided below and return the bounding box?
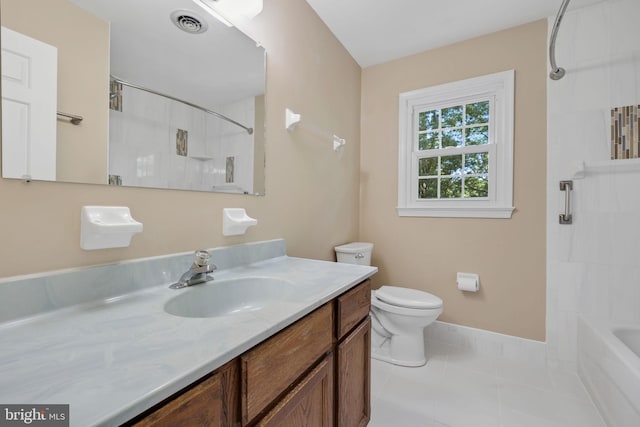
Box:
[375,286,442,309]
[371,295,442,317]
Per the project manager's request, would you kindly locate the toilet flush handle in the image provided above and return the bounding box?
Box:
[355,252,364,259]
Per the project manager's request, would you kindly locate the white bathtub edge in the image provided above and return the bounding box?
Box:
[577,315,640,427]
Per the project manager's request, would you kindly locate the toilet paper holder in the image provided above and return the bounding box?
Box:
[457,272,480,292]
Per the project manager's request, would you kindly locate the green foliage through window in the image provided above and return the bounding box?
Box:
[416,100,491,200]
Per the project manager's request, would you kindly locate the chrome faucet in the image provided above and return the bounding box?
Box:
[170,250,217,289]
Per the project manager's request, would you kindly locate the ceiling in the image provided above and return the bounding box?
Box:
[69,0,265,108]
[304,0,605,68]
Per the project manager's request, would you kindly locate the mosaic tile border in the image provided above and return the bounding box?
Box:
[176,129,188,156]
[611,105,640,159]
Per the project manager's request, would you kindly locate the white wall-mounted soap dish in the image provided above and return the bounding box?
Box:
[80,206,143,250]
[223,208,257,236]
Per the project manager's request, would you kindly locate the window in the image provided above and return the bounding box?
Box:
[397,70,515,218]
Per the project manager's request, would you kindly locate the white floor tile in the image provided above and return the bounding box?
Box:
[370,359,394,398]
[444,348,500,376]
[496,358,555,390]
[370,341,605,427]
[547,367,593,402]
[498,382,573,422]
[370,397,450,427]
[500,407,566,427]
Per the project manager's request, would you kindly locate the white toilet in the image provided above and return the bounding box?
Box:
[335,242,444,367]
[370,286,442,366]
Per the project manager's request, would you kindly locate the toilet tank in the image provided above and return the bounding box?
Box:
[334,242,373,266]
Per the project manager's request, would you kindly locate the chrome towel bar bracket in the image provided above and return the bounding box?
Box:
[57,111,83,125]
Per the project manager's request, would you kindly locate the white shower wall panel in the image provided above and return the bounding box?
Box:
[109,86,255,193]
[546,0,640,366]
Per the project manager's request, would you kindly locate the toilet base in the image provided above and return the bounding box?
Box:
[371,338,426,367]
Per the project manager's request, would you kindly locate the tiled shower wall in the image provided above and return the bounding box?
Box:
[546,0,640,368]
[109,86,255,193]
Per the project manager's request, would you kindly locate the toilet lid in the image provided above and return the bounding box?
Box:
[375,286,442,309]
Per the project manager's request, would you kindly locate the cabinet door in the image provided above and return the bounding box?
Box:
[337,317,371,427]
[256,355,334,427]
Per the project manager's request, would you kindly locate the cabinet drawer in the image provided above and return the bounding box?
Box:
[241,303,333,424]
[336,280,371,340]
[132,372,223,427]
[130,359,239,427]
[255,354,334,427]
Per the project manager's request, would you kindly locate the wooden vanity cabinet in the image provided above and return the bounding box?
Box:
[128,279,371,427]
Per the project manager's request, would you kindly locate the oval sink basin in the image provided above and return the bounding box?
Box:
[164,277,297,318]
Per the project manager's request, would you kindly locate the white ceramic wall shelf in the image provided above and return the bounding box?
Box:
[223,208,257,236]
[81,206,143,250]
[572,158,640,179]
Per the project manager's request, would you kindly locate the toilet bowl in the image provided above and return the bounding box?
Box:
[370,286,443,367]
[333,242,443,367]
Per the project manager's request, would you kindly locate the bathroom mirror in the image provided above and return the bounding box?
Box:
[0,0,266,195]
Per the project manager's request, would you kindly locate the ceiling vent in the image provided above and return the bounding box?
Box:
[170,10,208,34]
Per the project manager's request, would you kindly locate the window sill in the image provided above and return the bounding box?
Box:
[397,206,515,219]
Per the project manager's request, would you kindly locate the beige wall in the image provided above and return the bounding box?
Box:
[360,20,547,341]
[1,0,109,184]
[0,0,361,278]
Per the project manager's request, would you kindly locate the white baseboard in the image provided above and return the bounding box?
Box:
[425,321,548,367]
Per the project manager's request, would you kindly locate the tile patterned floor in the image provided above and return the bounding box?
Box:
[369,340,606,427]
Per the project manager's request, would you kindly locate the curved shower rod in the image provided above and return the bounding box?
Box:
[549,0,571,80]
[110,76,254,135]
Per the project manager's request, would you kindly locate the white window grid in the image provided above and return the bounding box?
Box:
[412,96,496,201]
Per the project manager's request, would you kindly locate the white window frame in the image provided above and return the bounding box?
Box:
[397,70,515,218]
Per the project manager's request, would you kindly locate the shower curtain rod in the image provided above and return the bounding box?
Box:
[110,76,254,135]
[549,0,571,80]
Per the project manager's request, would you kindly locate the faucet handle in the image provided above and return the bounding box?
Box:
[194,250,211,267]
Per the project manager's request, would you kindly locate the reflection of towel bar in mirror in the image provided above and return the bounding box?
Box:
[111,76,254,135]
[57,111,83,125]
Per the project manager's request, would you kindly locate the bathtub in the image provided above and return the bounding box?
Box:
[577,316,640,427]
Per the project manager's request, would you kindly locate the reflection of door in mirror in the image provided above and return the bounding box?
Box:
[1,0,109,184]
[1,27,57,181]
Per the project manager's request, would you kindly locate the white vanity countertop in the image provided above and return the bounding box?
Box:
[0,255,376,426]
